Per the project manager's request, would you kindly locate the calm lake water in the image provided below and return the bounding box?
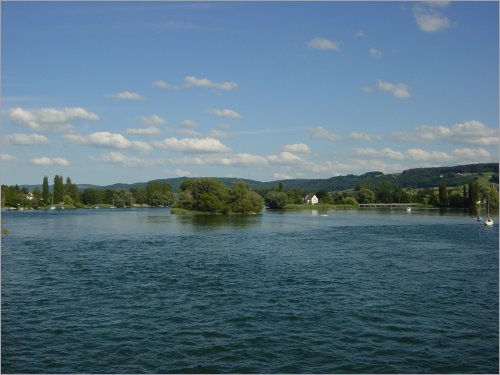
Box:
[1,208,498,373]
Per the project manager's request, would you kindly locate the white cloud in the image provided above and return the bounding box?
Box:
[216,153,268,167]
[141,114,165,127]
[413,3,452,33]
[175,168,192,177]
[369,48,383,59]
[362,86,374,93]
[377,80,411,98]
[354,31,367,38]
[307,37,341,51]
[393,120,498,145]
[267,151,303,165]
[152,80,179,89]
[184,76,237,91]
[176,128,203,138]
[452,148,491,159]
[6,133,50,145]
[282,143,311,154]
[407,148,453,162]
[126,127,162,136]
[91,152,155,167]
[347,132,381,141]
[107,91,146,100]
[180,119,198,128]
[8,107,99,133]
[354,147,405,160]
[310,126,340,141]
[206,108,242,120]
[273,173,293,180]
[208,129,229,139]
[310,127,379,142]
[64,132,152,153]
[1,154,17,161]
[30,156,69,166]
[152,137,231,153]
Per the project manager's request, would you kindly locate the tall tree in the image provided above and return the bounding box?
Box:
[53,175,64,203]
[439,183,448,206]
[42,176,49,204]
[468,178,480,207]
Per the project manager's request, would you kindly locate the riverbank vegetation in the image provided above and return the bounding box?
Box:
[2,170,498,213]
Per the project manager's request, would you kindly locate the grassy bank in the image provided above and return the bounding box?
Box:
[283,203,357,210]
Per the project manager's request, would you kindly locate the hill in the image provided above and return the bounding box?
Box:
[19,163,498,193]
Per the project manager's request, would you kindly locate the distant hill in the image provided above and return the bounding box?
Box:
[19,163,499,193]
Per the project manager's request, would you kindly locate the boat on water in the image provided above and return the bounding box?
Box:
[484,187,494,226]
[406,207,411,213]
[50,197,56,210]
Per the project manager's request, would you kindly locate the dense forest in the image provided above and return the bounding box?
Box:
[2,163,499,211]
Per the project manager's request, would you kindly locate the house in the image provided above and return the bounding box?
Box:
[304,193,319,205]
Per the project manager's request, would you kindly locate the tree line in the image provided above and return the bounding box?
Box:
[1,176,176,209]
[2,175,498,211]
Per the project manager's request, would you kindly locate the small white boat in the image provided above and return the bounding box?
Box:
[406,207,411,213]
[484,187,494,226]
[50,197,56,210]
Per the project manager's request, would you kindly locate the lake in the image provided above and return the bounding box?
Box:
[1,208,498,373]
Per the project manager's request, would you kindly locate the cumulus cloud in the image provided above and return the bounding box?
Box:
[107,91,146,100]
[377,80,411,98]
[64,132,152,153]
[347,132,381,141]
[176,128,203,138]
[310,127,379,142]
[181,119,198,128]
[206,108,242,120]
[175,168,192,177]
[8,107,99,133]
[452,148,491,159]
[393,120,498,145]
[307,37,341,51]
[1,154,17,161]
[282,143,311,154]
[309,126,340,142]
[354,147,405,160]
[126,127,162,136]
[369,48,383,58]
[152,137,231,153]
[152,80,179,89]
[184,76,237,91]
[413,2,453,33]
[354,31,367,38]
[6,133,50,146]
[91,152,155,167]
[30,156,69,166]
[267,151,303,165]
[141,114,166,127]
[407,148,453,162]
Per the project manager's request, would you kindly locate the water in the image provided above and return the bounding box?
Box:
[2,208,498,373]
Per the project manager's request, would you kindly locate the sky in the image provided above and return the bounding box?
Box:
[1,1,499,185]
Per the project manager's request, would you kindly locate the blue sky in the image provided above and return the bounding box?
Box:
[1,1,498,185]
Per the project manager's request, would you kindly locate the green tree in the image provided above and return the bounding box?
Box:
[113,189,135,208]
[42,176,50,204]
[146,181,174,207]
[229,182,263,214]
[468,178,480,207]
[265,191,288,209]
[439,184,448,206]
[53,175,64,204]
[130,187,148,205]
[356,188,375,204]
